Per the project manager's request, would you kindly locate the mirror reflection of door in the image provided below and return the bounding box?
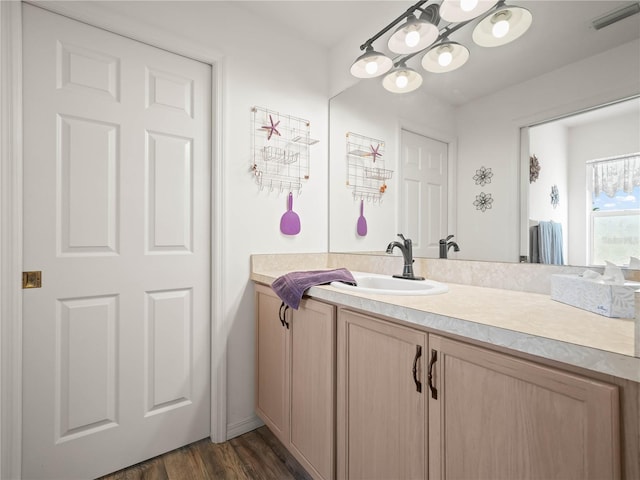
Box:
[399,129,448,258]
[527,97,640,266]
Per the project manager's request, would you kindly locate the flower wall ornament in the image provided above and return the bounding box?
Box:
[473,192,493,212]
[530,154,541,183]
[473,166,493,186]
[550,184,559,208]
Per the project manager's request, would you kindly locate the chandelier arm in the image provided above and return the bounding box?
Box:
[359,0,430,51]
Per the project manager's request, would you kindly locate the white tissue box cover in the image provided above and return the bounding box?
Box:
[551,274,639,318]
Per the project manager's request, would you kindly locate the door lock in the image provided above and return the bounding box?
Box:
[22,271,42,289]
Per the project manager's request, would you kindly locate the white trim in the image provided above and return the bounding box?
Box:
[1,3,227,477]
[209,59,227,443]
[225,415,264,441]
[1,2,24,478]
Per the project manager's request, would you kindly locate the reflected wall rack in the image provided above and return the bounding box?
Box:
[346,132,392,202]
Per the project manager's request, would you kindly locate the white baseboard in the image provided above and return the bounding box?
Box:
[225,415,264,441]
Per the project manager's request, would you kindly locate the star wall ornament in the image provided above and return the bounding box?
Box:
[473,166,493,186]
[473,192,494,212]
[550,184,559,208]
[370,143,382,163]
[261,114,281,140]
[530,154,541,183]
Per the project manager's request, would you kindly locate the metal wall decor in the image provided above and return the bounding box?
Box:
[530,154,541,183]
[473,166,493,186]
[550,184,559,208]
[250,106,318,194]
[473,192,493,212]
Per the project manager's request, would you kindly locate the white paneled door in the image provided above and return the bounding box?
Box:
[22,5,212,479]
[400,130,448,258]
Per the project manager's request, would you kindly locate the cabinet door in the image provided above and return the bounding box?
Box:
[337,309,427,480]
[428,335,620,480]
[255,284,289,444]
[290,298,336,480]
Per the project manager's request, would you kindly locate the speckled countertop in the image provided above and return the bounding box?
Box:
[250,254,640,382]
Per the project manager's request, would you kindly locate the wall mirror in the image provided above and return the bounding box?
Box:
[329,0,640,268]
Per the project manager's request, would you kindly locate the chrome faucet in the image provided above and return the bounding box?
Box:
[439,234,460,259]
[386,234,424,280]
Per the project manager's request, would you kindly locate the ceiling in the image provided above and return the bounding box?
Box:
[238,0,640,104]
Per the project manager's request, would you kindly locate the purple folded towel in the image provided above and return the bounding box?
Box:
[271,268,356,309]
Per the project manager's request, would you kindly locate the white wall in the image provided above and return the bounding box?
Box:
[567,111,640,265]
[529,123,569,262]
[455,39,640,262]
[47,0,330,438]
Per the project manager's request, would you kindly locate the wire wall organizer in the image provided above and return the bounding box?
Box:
[346,132,393,202]
[250,106,318,194]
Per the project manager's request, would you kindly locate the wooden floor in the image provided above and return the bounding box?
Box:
[97,426,312,480]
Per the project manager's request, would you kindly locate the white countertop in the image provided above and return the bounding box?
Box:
[251,269,640,382]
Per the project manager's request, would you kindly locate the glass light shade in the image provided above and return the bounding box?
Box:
[439,0,496,22]
[421,42,470,73]
[472,5,532,47]
[382,66,423,93]
[350,47,393,78]
[387,16,439,54]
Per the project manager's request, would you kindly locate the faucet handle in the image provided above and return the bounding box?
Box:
[445,234,454,241]
[397,233,406,241]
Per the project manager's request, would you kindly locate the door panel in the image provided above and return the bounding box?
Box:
[400,130,448,257]
[22,4,212,478]
[428,335,620,480]
[58,114,119,254]
[337,310,427,480]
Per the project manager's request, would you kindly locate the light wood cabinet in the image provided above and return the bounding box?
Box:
[255,284,336,480]
[336,309,428,480]
[428,334,620,480]
[255,288,624,480]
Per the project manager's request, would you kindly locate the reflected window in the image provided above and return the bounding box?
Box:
[588,153,640,266]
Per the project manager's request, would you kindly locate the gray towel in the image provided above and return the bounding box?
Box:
[538,221,564,265]
[529,225,540,264]
[271,268,356,309]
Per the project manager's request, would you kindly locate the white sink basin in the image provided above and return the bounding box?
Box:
[331,272,448,296]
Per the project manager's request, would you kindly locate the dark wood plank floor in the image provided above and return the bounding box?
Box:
[97,426,312,480]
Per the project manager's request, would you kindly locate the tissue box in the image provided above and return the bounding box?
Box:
[551,274,639,318]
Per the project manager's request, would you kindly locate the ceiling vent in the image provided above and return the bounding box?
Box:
[592,2,640,30]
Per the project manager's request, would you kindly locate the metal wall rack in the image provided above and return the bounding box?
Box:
[250,106,318,194]
[346,131,393,202]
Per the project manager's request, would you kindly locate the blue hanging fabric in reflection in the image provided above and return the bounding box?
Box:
[537,221,564,265]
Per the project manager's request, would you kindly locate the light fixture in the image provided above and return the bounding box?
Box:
[439,0,496,23]
[351,0,534,94]
[382,64,423,93]
[592,2,640,30]
[421,41,470,73]
[387,7,440,54]
[350,45,393,78]
[472,4,532,47]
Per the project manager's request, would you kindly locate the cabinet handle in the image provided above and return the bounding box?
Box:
[427,349,438,400]
[278,302,290,329]
[278,302,286,327]
[412,345,422,393]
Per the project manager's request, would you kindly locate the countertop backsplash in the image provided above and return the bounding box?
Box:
[252,252,640,296]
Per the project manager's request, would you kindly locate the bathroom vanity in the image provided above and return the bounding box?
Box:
[252,254,640,480]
